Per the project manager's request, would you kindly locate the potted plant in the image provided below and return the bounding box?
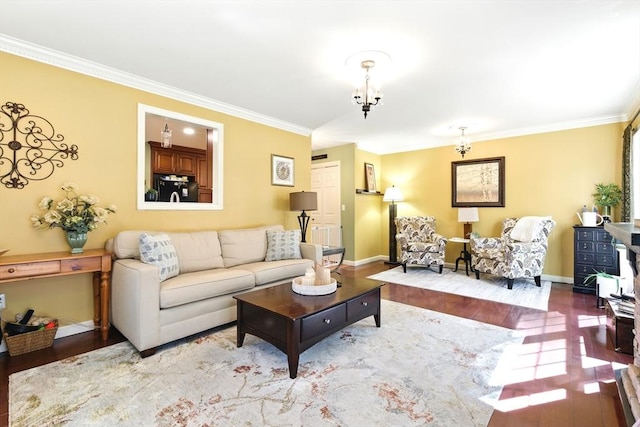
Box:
[592,182,622,222]
[145,188,158,201]
[583,270,628,307]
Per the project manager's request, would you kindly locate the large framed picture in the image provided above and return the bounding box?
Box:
[271,154,294,186]
[452,156,505,207]
[365,162,377,192]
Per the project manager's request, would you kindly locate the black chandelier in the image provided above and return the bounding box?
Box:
[352,60,383,119]
[0,101,78,189]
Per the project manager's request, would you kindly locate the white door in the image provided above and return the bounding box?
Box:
[310,161,341,248]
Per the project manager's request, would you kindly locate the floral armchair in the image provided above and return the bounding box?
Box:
[395,216,447,273]
[470,217,555,289]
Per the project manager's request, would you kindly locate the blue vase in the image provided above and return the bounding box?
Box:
[66,231,88,254]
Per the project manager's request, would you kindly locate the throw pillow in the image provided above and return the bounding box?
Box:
[139,233,180,281]
[265,230,302,261]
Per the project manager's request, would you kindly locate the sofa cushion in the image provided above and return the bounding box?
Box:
[166,231,224,273]
[139,233,180,282]
[113,230,154,259]
[160,269,255,309]
[219,225,283,267]
[232,258,313,286]
[265,230,302,261]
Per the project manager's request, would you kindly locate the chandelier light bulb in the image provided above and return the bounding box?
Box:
[161,123,172,148]
[455,126,472,158]
[352,59,383,119]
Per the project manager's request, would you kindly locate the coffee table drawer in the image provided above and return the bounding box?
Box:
[347,289,379,320]
[301,304,347,341]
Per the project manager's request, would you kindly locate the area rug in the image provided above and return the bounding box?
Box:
[10,300,522,426]
[368,267,551,311]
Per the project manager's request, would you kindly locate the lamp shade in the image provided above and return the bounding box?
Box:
[383,186,404,202]
[458,207,479,222]
[289,191,318,211]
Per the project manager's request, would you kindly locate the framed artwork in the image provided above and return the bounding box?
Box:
[365,162,377,192]
[271,154,294,186]
[452,156,505,207]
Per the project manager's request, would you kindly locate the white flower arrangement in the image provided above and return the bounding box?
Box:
[31,182,117,234]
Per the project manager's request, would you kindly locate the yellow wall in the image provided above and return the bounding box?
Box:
[0,53,311,322]
[381,123,625,279]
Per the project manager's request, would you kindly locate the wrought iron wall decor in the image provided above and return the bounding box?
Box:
[0,101,78,189]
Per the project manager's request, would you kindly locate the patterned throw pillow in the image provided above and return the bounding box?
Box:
[139,233,180,281]
[265,230,302,261]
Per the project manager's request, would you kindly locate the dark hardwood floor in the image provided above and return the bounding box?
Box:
[0,261,632,427]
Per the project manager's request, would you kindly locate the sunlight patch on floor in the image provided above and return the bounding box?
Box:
[513,311,567,337]
[492,388,567,412]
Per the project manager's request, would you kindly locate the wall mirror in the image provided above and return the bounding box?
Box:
[137,104,224,210]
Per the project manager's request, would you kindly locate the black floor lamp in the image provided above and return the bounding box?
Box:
[289,191,318,243]
[383,185,404,264]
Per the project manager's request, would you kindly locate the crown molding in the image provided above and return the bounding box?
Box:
[0,34,312,137]
[362,114,627,155]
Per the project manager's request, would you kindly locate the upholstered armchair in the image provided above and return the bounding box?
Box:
[395,216,447,273]
[470,217,555,289]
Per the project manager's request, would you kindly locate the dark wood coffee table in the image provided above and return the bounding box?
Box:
[234,276,383,379]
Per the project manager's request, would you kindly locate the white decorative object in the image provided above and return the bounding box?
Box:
[292,277,337,296]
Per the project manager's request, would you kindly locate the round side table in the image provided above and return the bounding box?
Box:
[449,237,472,276]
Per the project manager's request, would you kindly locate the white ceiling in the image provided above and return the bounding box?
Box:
[1,1,639,154]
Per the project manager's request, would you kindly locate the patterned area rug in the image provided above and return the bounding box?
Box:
[368,267,551,311]
[10,300,522,426]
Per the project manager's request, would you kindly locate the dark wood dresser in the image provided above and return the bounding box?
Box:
[573,225,619,294]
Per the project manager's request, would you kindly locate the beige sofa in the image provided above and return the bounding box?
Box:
[108,225,322,356]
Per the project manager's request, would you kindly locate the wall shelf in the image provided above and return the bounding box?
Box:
[356,189,382,195]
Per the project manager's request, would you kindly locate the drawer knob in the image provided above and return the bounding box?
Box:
[361,301,368,307]
[583,244,588,249]
[324,319,331,324]
[8,268,15,273]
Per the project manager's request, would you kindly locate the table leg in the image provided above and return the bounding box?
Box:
[286,320,301,379]
[100,271,110,341]
[236,302,246,347]
[92,272,101,327]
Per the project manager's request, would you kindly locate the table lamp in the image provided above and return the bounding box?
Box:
[289,191,317,242]
[383,185,404,264]
[458,207,479,238]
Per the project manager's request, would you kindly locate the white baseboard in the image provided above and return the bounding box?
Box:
[1,320,95,354]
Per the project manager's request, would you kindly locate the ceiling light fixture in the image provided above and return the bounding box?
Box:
[352,60,383,119]
[161,123,172,148]
[455,126,471,158]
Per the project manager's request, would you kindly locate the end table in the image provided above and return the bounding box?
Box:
[449,237,472,276]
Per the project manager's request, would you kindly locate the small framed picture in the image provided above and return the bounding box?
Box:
[365,162,377,192]
[271,154,294,186]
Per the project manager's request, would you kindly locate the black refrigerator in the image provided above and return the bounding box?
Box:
[156,177,199,202]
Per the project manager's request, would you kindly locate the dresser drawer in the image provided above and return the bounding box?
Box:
[575,264,596,276]
[575,252,595,264]
[61,257,102,273]
[576,230,596,241]
[596,254,615,266]
[597,242,614,253]
[596,230,613,242]
[576,241,595,252]
[301,304,346,342]
[0,261,61,280]
[347,289,379,320]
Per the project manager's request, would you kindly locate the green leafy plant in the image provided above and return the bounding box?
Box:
[592,183,623,209]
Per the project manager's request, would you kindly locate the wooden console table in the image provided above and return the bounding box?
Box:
[0,249,112,341]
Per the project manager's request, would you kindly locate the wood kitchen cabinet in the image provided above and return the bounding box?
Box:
[149,141,203,176]
[148,141,212,203]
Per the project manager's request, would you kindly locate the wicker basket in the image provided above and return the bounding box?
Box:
[2,320,58,356]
